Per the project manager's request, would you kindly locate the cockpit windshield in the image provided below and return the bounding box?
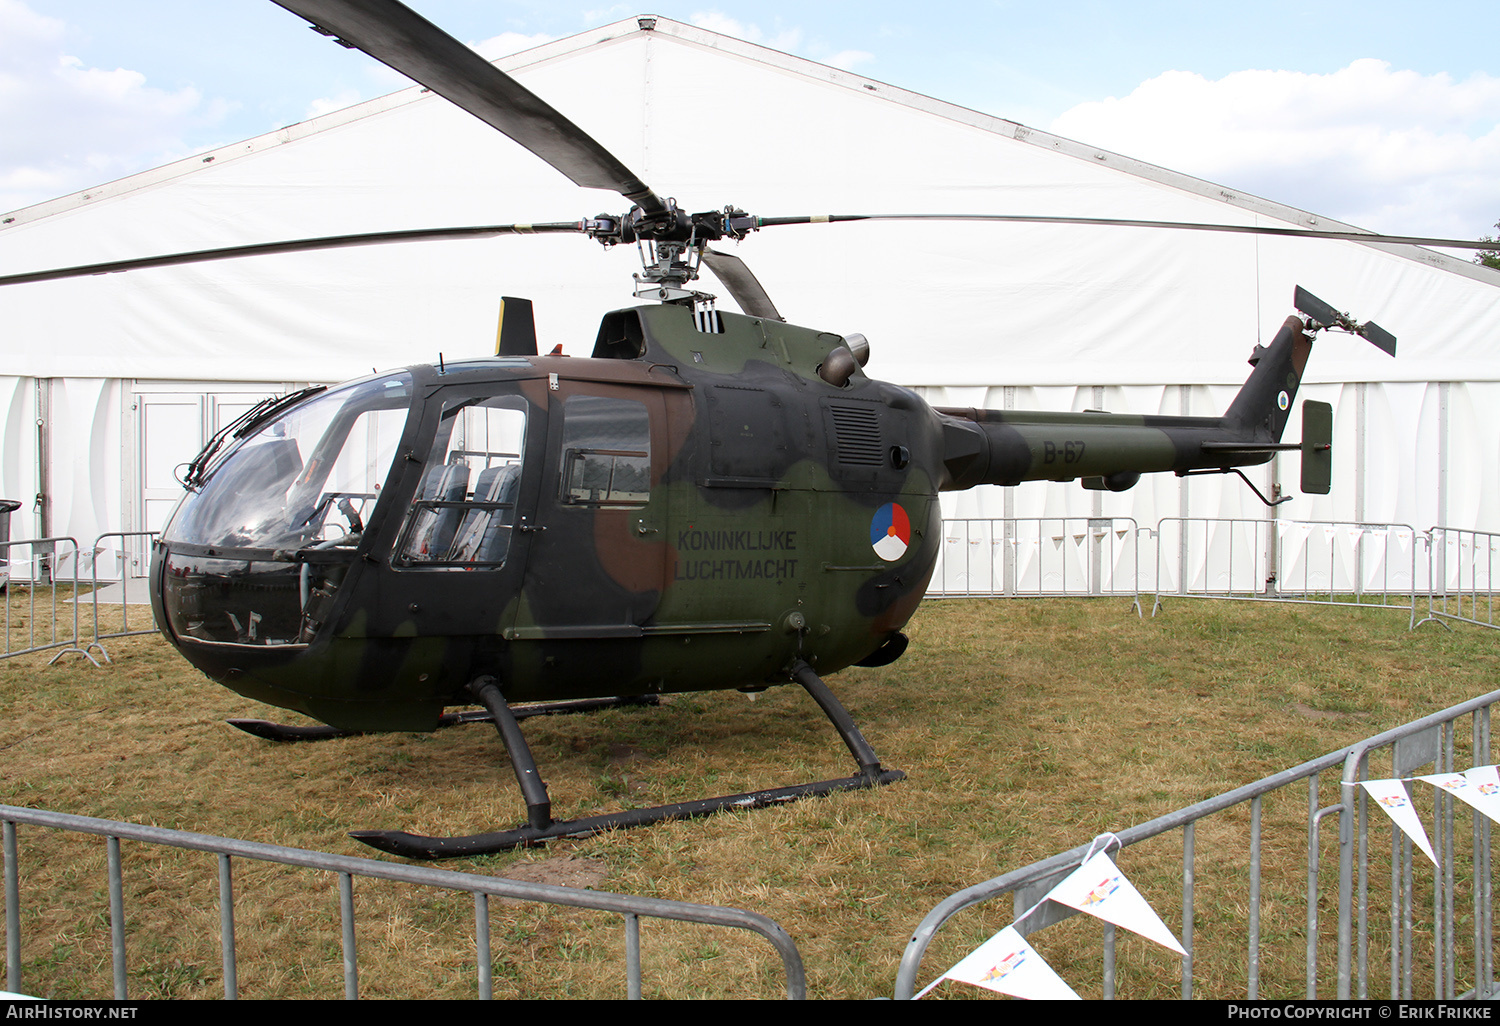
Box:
[163,372,413,552]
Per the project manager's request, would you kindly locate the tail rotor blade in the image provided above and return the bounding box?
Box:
[1295,285,1397,355]
[1361,321,1397,357]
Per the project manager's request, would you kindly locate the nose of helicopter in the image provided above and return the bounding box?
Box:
[144,369,453,730]
[150,534,456,732]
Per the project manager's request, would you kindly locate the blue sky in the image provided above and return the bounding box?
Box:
[5,0,1499,241]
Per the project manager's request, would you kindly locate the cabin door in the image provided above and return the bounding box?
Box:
[510,382,673,641]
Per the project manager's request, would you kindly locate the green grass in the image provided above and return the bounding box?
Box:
[3,594,1499,998]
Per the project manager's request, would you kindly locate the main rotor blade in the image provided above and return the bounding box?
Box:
[702,249,783,321]
[272,0,666,216]
[752,213,1498,251]
[0,223,584,287]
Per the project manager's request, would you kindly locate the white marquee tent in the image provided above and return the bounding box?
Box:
[2,16,1497,590]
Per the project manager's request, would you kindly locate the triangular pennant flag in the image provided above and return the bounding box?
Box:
[1461,765,1500,823]
[1043,851,1186,955]
[1360,779,1438,865]
[938,925,1081,1000]
[1465,764,1500,791]
[1417,770,1500,825]
[1282,522,1310,552]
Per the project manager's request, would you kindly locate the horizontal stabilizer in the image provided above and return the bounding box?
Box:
[1200,442,1300,455]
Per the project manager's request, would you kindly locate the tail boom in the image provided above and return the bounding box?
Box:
[936,315,1316,491]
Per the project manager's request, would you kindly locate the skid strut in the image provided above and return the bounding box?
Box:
[351,662,905,859]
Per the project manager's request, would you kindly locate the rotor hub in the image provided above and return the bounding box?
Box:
[581,202,760,303]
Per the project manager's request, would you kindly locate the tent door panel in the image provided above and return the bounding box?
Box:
[131,386,287,577]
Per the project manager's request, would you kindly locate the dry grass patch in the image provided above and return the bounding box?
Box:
[3,593,1498,998]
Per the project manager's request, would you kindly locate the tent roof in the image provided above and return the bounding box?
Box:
[2,15,1496,385]
[5,14,1489,283]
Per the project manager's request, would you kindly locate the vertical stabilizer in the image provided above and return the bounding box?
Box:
[1223,315,1315,442]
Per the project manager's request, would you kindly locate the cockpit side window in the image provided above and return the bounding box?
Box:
[396,396,528,567]
[559,396,650,508]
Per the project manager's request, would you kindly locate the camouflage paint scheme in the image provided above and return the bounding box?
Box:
[150,305,1314,732]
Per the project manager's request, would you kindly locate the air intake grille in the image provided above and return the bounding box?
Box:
[829,404,883,466]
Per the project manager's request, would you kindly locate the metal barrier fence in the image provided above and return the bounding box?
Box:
[1338,703,1494,999]
[1421,526,1500,632]
[932,517,1142,608]
[1,532,159,666]
[1150,518,1422,624]
[930,517,1432,625]
[1,804,805,1000]
[88,531,159,649]
[894,689,1500,1000]
[0,537,103,666]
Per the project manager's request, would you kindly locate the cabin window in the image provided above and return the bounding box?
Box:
[559,396,650,507]
[397,396,528,566]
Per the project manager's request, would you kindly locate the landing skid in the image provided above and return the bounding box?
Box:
[227,695,660,742]
[350,661,905,860]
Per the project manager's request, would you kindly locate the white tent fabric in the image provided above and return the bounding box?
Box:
[1,16,1497,575]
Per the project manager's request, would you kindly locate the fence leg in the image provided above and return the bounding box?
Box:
[107,836,126,1000]
[5,820,18,995]
[1102,922,1115,1000]
[475,892,491,1001]
[1248,796,1261,999]
[626,912,641,1000]
[1181,821,1194,999]
[219,853,237,1000]
[339,872,357,1000]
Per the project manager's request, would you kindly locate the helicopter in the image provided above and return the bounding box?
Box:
[7,0,1491,860]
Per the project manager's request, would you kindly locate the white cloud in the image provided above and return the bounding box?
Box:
[1050,59,1500,240]
[470,32,555,62]
[304,88,365,121]
[688,11,878,76]
[825,50,875,72]
[0,0,55,43]
[0,0,229,211]
[582,6,633,24]
[689,11,802,53]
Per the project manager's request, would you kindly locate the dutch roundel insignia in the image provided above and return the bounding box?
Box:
[871,502,910,561]
[1277,390,1289,411]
